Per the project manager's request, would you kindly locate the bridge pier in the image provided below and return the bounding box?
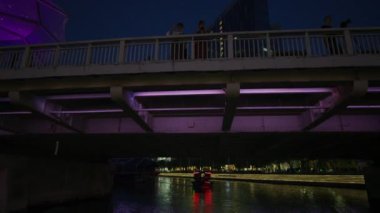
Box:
[0,168,6,213]
[365,163,380,212]
[0,154,113,212]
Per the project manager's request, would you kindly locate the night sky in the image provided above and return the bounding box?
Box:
[53,0,380,41]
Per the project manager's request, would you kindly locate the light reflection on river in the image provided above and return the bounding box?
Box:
[112,177,369,212]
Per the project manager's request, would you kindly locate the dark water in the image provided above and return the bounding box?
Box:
[112,177,369,213]
[35,176,369,212]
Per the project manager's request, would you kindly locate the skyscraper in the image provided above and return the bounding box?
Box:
[0,0,67,46]
[211,0,270,33]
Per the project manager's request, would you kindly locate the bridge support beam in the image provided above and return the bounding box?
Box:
[8,91,83,134]
[110,87,153,132]
[301,80,368,131]
[222,83,240,131]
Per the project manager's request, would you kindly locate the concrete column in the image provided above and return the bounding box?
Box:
[365,164,380,212]
[118,40,125,64]
[227,34,234,59]
[344,29,354,55]
[154,39,159,61]
[20,47,30,69]
[0,168,7,213]
[222,83,240,131]
[85,43,92,65]
[305,32,312,56]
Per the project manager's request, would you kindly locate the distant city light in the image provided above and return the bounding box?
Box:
[157,157,172,162]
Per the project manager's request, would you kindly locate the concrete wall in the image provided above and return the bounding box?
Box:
[160,173,365,186]
[0,155,113,212]
[364,167,380,212]
[0,168,6,213]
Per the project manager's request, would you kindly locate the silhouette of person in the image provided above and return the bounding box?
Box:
[340,19,351,28]
[321,15,332,28]
[321,16,340,55]
[167,23,186,60]
[197,20,207,34]
[195,20,208,59]
[167,22,184,36]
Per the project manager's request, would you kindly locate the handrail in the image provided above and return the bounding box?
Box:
[0,27,379,70]
[1,27,379,50]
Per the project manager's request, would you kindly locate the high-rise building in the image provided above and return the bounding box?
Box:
[211,0,270,33]
[0,0,67,46]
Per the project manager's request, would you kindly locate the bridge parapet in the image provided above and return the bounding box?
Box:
[0,28,379,76]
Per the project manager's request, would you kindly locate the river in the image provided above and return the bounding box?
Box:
[111,176,368,212]
[34,176,369,212]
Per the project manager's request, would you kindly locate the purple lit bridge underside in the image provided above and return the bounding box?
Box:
[1,86,380,135]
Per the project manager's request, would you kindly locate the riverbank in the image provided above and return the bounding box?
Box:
[159,173,365,189]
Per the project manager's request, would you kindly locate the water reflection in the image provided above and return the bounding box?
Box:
[112,177,368,212]
[193,190,213,213]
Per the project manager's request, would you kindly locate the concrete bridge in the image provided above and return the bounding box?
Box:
[1,27,380,157]
[0,27,380,136]
[1,28,380,212]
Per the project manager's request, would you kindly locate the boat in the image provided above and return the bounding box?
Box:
[192,170,212,192]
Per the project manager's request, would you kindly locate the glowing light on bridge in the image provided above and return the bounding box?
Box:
[0,111,31,115]
[368,87,380,93]
[43,105,380,114]
[133,87,333,97]
[45,93,111,100]
[1,105,380,116]
[347,105,380,109]
[133,90,225,97]
[240,88,333,94]
[0,87,379,103]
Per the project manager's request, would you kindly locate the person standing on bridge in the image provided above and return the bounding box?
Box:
[195,20,209,59]
[340,19,351,28]
[321,15,333,29]
[167,22,186,60]
[166,22,184,36]
[321,16,341,55]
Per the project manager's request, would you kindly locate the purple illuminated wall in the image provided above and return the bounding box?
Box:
[0,0,67,46]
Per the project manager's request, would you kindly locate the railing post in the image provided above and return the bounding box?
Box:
[305,32,312,56]
[53,46,60,67]
[20,46,30,69]
[344,29,354,55]
[118,40,125,64]
[265,33,272,57]
[227,34,234,59]
[191,37,195,60]
[154,39,159,61]
[85,43,92,65]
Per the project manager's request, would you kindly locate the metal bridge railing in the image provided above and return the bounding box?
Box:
[352,33,380,55]
[0,28,379,70]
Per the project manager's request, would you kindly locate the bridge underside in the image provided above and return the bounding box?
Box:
[1,63,380,161]
[1,68,380,134]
